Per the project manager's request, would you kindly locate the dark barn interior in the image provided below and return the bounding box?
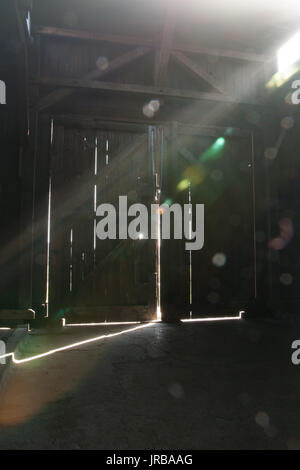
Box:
[1,0,300,451]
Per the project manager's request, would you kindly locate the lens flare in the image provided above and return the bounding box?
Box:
[177,179,190,191]
[200,137,226,164]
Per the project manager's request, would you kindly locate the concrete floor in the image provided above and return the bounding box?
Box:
[0,318,299,449]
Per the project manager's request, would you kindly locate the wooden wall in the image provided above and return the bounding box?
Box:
[0,0,28,309]
[160,126,255,319]
[36,122,157,322]
[3,0,298,324]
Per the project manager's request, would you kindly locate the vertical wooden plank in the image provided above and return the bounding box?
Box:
[32,118,51,313]
[18,110,38,310]
[47,123,156,321]
[160,122,190,321]
[48,124,68,316]
[191,135,254,316]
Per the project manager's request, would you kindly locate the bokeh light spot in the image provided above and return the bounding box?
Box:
[255,411,270,429]
[148,99,160,113]
[162,198,173,207]
[168,383,184,399]
[264,148,277,160]
[142,104,155,118]
[177,179,190,191]
[212,253,227,268]
[280,273,293,286]
[96,56,109,71]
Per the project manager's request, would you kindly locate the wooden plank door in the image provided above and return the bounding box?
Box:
[160,126,255,320]
[48,123,157,322]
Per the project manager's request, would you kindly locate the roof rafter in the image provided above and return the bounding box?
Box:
[155,6,176,87]
[38,46,151,111]
[36,25,270,63]
[172,50,227,95]
[34,76,259,105]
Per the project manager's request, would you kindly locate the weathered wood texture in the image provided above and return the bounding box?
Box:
[0,0,29,309]
[47,124,156,321]
[160,123,191,320]
[38,46,151,110]
[65,306,152,323]
[31,119,51,311]
[262,116,300,315]
[0,309,35,320]
[36,25,269,63]
[160,127,255,319]
[34,33,265,114]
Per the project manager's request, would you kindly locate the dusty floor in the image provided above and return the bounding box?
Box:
[0,319,299,449]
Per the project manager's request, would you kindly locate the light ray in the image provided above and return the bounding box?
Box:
[63,320,141,327]
[181,311,244,323]
[0,323,155,365]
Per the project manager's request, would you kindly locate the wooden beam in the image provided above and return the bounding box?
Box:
[172,50,227,95]
[35,25,160,48]
[51,114,252,138]
[36,25,269,63]
[155,8,176,87]
[174,44,268,63]
[35,76,258,105]
[51,114,149,133]
[38,47,150,111]
[177,123,251,138]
